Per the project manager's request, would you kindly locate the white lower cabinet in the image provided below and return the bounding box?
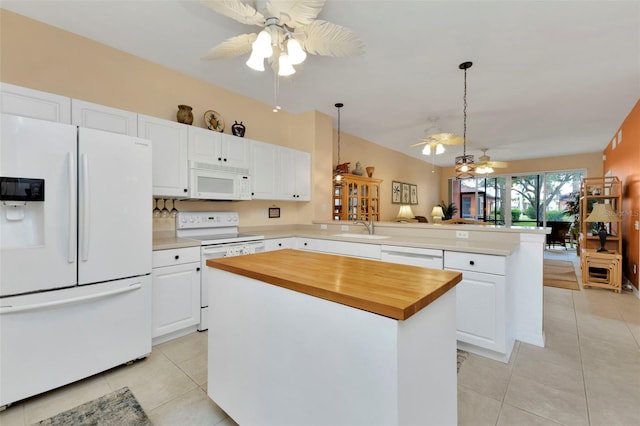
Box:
[264,238,297,251]
[444,251,514,362]
[151,247,201,344]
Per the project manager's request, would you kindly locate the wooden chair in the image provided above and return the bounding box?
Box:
[546,221,571,249]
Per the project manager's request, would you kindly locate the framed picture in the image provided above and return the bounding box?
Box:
[401,183,410,204]
[392,181,402,204]
[410,184,418,205]
[268,207,280,218]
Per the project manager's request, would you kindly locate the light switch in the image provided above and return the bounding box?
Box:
[635,220,639,231]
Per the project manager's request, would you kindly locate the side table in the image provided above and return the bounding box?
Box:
[581,249,622,293]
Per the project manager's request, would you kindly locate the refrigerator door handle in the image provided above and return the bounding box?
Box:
[0,282,142,314]
[80,153,90,262]
[67,152,76,263]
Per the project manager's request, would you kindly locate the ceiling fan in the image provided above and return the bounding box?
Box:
[409,117,463,156]
[200,0,364,76]
[476,148,508,174]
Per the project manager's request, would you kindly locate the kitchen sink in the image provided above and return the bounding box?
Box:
[332,233,391,240]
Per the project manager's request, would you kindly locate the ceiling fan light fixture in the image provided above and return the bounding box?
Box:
[278,53,296,76]
[435,143,445,155]
[286,38,306,65]
[422,144,431,155]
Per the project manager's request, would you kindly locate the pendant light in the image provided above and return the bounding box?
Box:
[333,102,344,186]
[455,61,475,179]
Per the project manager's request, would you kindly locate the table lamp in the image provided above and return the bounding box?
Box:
[396,205,415,222]
[585,203,620,252]
[431,206,444,223]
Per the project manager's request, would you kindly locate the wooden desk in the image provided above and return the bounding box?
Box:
[581,249,622,293]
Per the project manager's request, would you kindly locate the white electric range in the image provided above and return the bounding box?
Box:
[176,212,264,330]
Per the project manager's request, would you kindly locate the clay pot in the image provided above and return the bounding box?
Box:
[366,166,375,177]
[176,105,193,125]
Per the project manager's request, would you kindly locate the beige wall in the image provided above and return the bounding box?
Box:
[335,131,442,220]
[438,152,603,204]
[1,9,435,227]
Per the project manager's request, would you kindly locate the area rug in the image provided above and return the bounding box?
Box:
[544,259,580,291]
[35,387,152,426]
[457,349,468,373]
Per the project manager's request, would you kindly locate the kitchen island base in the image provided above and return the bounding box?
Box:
[207,268,458,426]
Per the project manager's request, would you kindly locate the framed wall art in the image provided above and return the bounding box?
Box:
[392,181,402,204]
[392,181,419,205]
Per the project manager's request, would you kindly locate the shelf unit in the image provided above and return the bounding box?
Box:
[333,174,382,221]
[579,176,622,254]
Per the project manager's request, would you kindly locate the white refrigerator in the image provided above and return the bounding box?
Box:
[0,114,152,408]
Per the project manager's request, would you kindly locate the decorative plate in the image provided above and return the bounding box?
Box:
[204,110,225,132]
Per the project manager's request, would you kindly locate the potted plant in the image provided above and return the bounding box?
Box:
[438,200,458,220]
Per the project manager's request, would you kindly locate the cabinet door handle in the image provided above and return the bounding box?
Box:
[278,243,282,247]
[223,158,227,162]
[218,157,222,161]
[196,267,201,272]
[469,260,475,266]
[183,188,188,193]
[175,255,180,260]
[304,242,308,246]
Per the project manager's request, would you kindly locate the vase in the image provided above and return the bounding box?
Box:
[176,105,193,125]
[231,121,246,137]
[366,166,375,177]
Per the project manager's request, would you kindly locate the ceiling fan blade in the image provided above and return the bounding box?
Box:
[200,0,265,26]
[265,0,325,27]
[299,20,364,57]
[202,33,258,60]
[488,161,508,168]
[409,141,429,148]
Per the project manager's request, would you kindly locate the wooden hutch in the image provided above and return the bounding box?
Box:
[333,174,382,222]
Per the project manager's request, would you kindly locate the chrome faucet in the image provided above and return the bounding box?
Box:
[354,219,374,235]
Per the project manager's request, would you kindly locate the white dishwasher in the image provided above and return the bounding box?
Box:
[380,245,443,269]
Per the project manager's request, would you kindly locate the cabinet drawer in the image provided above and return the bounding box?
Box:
[444,251,505,275]
[153,247,200,267]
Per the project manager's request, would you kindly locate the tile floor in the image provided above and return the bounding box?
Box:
[1,249,638,425]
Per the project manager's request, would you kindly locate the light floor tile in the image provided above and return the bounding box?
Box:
[22,374,112,425]
[457,353,512,401]
[178,352,208,386]
[147,387,228,426]
[457,385,501,426]
[512,350,585,394]
[504,374,589,426]
[156,331,208,364]
[497,403,564,426]
[0,403,25,426]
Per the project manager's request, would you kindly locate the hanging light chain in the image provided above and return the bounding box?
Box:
[463,65,468,156]
[335,102,343,166]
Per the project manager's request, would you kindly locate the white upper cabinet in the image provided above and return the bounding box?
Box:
[71,99,137,136]
[250,140,279,199]
[188,127,250,170]
[250,141,311,201]
[0,82,71,123]
[138,114,189,198]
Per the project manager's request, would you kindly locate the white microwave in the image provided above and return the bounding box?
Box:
[188,162,252,200]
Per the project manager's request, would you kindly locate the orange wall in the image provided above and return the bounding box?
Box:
[603,99,640,290]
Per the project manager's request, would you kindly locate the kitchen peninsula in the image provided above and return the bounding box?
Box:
[206,249,462,426]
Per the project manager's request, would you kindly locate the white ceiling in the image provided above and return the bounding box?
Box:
[3,0,639,167]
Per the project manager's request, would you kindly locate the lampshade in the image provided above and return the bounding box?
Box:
[253,30,273,58]
[396,205,415,221]
[431,206,444,223]
[585,203,620,223]
[286,38,307,65]
[278,53,296,76]
[245,49,265,71]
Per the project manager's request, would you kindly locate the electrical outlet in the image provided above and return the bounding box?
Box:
[320,224,328,230]
[634,264,637,274]
[456,230,469,239]
[341,225,349,231]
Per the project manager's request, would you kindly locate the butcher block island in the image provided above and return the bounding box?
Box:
[206,249,462,426]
